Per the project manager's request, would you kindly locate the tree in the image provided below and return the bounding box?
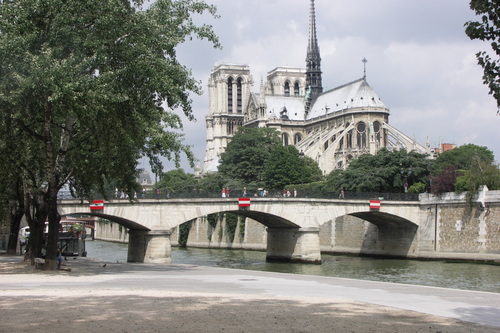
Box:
[218,127,281,183]
[432,144,494,173]
[158,169,197,196]
[456,161,500,192]
[0,0,220,269]
[263,145,322,190]
[429,144,497,194]
[464,0,500,113]
[197,172,229,194]
[430,166,461,195]
[325,149,432,193]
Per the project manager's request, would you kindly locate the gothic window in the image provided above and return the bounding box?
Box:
[282,133,289,146]
[294,133,302,144]
[227,77,233,113]
[347,130,353,148]
[294,82,300,96]
[356,122,367,148]
[373,121,381,144]
[284,81,290,96]
[237,78,243,113]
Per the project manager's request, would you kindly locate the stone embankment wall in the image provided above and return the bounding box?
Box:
[417,190,500,260]
[95,220,129,243]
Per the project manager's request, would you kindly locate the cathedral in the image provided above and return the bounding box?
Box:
[203,0,430,175]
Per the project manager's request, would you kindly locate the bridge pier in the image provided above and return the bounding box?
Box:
[127,230,172,264]
[266,227,321,264]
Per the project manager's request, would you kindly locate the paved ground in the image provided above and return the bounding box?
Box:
[1,255,499,332]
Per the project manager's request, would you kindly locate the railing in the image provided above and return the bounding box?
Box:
[59,190,420,202]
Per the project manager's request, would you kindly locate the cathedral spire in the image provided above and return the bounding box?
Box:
[305,0,322,110]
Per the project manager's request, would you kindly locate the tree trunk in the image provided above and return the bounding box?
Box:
[24,194,48,265]
[45,190,61,271]
[6,203,24,255]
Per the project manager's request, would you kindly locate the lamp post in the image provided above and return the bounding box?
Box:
[400,163,412,193]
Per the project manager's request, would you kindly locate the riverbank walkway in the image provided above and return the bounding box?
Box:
[1,254,499,332]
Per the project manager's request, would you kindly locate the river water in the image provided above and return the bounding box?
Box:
[85,239,500,293]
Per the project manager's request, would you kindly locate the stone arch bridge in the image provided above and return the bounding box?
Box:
[58,197,421,264]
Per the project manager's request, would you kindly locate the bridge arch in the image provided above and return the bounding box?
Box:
[63,212,150,231]
[327,210,418,258]
[179,209,300,229]
[348,211,418,229]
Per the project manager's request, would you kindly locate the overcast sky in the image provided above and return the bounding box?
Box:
[157,0,499,173]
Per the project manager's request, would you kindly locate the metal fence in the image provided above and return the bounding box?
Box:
[60,189,419,202]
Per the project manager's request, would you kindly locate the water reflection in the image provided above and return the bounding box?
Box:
[84,240,500,293]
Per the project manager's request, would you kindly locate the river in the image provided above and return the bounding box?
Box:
[85,239,500,293]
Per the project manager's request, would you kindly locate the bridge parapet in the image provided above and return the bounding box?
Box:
[419,187,500,206]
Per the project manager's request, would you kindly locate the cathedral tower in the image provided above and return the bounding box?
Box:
[203,64,253,173]
[305,0,323,110]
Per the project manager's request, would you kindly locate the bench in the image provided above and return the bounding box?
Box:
[34,257,45,269]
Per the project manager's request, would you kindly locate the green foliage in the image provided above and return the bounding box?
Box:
[178,220,193,247]
[70,223,84,233]
[217,127,322,190]
[217,223,223,240]
[238,216,246,239]
[457,161,500,192]
[408,182,427,194]
[158,169,197,194]
[198,172,228,193]
[225,213,238,243]
[432,144,494,174]
[219,127,281,183]
[325,149,432,193]
[263,145,323,189]
[430,144,496,194]
[0,0,220,266]
[464,0,500,112]
[207,213,218,229]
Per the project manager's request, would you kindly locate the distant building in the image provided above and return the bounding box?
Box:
[137,170,154,191]
[203,0,431,175]
[430,143,457,158]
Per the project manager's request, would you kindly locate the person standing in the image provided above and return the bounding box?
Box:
[56,249,63,269]
[339,187,345,199]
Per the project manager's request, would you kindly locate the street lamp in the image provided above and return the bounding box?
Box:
[400,163,412,193]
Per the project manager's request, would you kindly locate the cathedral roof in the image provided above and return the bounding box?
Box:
[264,95,306,121]
[307,78,387,120]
